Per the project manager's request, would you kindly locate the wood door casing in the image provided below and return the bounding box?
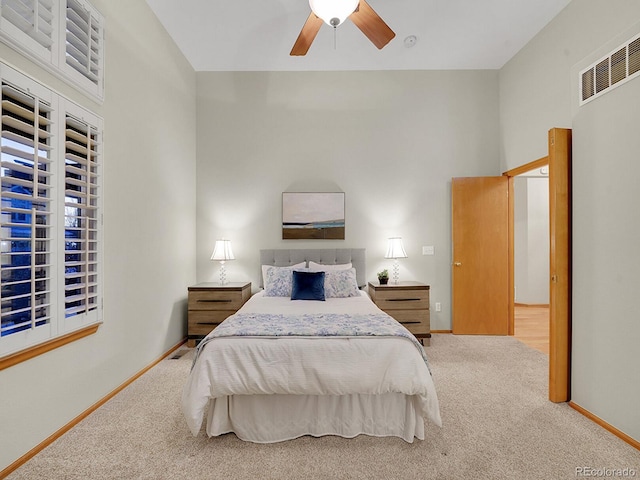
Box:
[452,176,510,335]
[548,128,572,402]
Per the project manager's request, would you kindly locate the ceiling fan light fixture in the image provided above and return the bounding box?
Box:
[309,0,359,27]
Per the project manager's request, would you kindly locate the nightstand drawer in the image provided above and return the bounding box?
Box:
[188,311,233,336]
[188,310,234,326]
[371,289,429,310]
[373,295,429,311]
[188,290,246,311]
[399,319,430,336]
[388,309,429,326]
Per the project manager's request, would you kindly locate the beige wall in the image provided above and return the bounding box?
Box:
[0,0,197,471]
[500,0,640,442]
[499,0,640,171]
[570,20,640,443]
[195,70,501,332]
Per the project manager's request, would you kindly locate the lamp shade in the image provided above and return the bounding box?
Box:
[385,237,407,259]
[210,239,235,261]
[309,0,359,27]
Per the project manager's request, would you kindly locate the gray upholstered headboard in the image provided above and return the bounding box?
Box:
[259,248,366,288]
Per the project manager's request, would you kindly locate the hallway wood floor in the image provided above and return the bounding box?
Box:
[514,305,549,354]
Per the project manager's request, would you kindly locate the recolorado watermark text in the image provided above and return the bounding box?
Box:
[576,466,637,478]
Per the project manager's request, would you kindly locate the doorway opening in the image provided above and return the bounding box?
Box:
[512,164,550,354]
[503,128,571,403]
[451,129,570,401]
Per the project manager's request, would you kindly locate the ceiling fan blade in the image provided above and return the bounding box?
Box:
[290,12,324,56]
[350,0,395,50]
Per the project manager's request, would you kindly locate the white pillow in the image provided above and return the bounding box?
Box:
[324,268,360,298]
[261,262,306,287]
[262,263,306,296]
[308,261,352,271]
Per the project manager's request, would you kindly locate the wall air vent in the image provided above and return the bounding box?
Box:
[580,32,640,105]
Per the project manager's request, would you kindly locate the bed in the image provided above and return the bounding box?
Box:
[182,248,441,443]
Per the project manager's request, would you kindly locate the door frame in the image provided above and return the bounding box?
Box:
[503,128,571,403]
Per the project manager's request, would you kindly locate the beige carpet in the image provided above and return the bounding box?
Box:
[7,334,640,479]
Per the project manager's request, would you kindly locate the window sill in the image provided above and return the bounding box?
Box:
[0,323,102,371]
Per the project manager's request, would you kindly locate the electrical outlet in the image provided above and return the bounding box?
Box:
[435,302,441,312]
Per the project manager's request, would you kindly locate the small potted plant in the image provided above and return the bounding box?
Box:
[377,269,389,285]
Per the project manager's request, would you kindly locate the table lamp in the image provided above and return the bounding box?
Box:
[385,237,407,285]
[210,239,234,285]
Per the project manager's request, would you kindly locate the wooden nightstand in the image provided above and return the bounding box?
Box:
[368,281,431,346]
[187,282,251,347]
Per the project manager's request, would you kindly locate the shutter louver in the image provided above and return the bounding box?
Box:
[64,113,99,318]
[1,0,54,49]
[65,0,101,86]
[0,81,52,337]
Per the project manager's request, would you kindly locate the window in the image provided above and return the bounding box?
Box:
[63,110,100,326]
[0,0,104,101]
[63,0,103,98]
[0,0,57,64]
[0,71,53,347]
[0,62,102,357]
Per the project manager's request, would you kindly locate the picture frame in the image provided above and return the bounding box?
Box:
[282,192,345,240]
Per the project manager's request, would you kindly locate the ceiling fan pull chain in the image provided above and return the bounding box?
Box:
[333,26,337,50]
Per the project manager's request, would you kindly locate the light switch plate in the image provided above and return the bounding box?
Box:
[422,245,434,255]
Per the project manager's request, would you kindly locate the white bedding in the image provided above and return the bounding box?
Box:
[182,291,441,442]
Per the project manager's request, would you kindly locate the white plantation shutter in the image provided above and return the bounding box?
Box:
[0,78,54,343]
[0,0,56,63]
[0,62,103,356]
[1,0,54,48]
[63,112,100,321]
[64,0,103,94]
[0,0,104,101]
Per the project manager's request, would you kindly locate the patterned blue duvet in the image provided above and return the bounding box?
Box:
[196,312,431,372]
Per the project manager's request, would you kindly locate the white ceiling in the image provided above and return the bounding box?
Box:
[144,0,571,72]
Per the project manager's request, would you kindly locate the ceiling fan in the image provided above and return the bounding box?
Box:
[290,0,396,56]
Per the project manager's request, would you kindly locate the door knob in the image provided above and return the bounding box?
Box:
[453,262,462,266]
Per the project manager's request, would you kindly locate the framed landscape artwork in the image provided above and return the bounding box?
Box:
[282,192,345,240]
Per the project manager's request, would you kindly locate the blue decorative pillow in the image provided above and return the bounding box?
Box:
[291,271,326,301]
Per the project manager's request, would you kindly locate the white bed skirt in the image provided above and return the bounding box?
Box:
[205,392,425,443]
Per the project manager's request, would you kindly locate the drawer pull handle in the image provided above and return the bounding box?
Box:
[197,299,232,303]
[196,322,219,326]
[387,298,422,302]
